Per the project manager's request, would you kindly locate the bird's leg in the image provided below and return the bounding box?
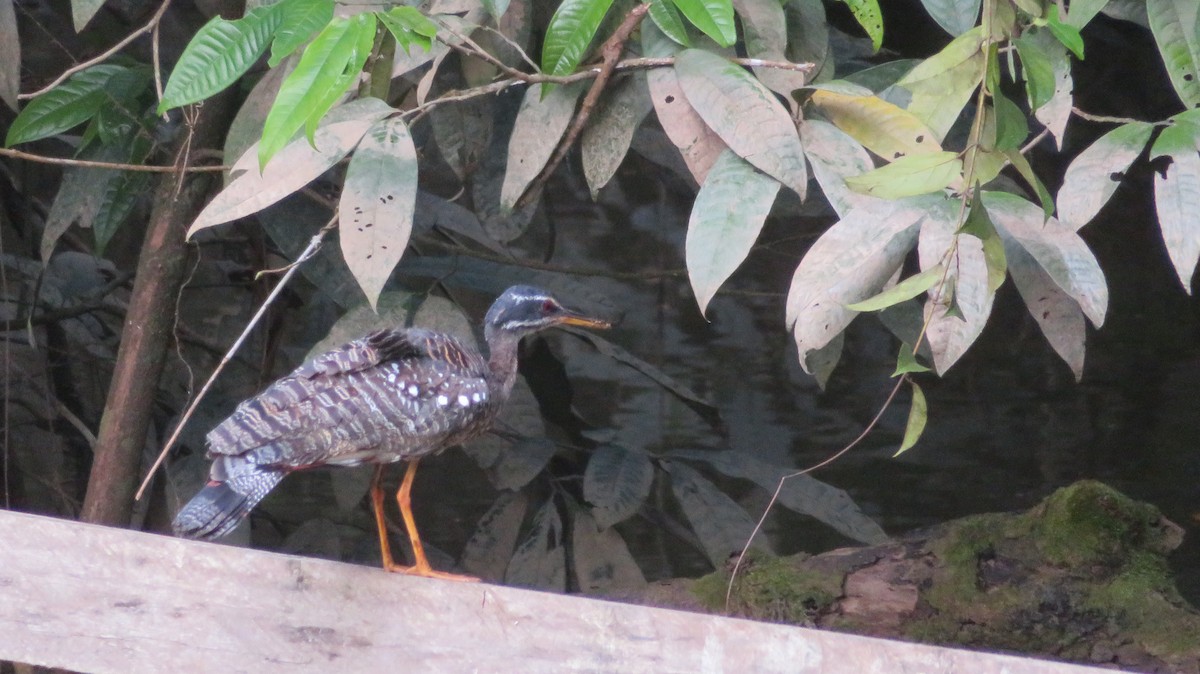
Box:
[390,460,479,582]
[370,464,399,570]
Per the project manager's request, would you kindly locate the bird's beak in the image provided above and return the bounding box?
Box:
[558,311,612,329]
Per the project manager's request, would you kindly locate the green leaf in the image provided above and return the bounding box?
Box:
[648,0,690,47]
[896,27,985,140]
[93,171,151,255]
[1027,29,1073,150]
[268,0,334,67]
[1044,6,1085,59]
[670,0,736,46]
[960,199,1008,293]
[1057,121,1155,228]
[1013,34,1056,111]
[676,49,807,196]
[377,6,439,55]
[895,382,927,456]
[258,14,376,168]
[919,0,983,37]
[1147,0,1200,108]
[686,150,781,315]
[845,151,962,199]
[583,444,655,529]
[991,89,1029,151]
[158,4,285,113]
[847,265,945,312]
[339,117,417,309]
[840,0,883,51]
[541,0,615,76]
[6,65,128,146]
[1003,149,1054,220]
[892,344,932,376]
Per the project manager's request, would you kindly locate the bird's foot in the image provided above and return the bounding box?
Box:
[383,561,480,582]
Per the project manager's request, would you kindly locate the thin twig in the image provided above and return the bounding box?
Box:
[134,216,338,500]
[514,4,650,210]
[724,376,908,611]
[0,147,229,173]
[19,1,173,100]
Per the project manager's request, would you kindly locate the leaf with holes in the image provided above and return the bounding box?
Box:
[666,461,761,565]
[190,97,394,235]
[787,198,926,359]
[258,13,376,168]
[841,0,883,51]
[686,150,781,315]
[676,48,807,196]
[671,0,737,46]
[807,89,943,161]
[984,190,1108,327]
[1147,0,1200,107]
[1005,241,1086,378]
[542,0,615,77]
[1150,119,1200,293]
[670,450,888,544]
[159,4,284,113]
[583,444,655,529]
[845,151,962,199]
[505,498,566,591]
[643,24,726,184]
[339,117,417,309]
[572,510,647,592]
[1057,121,1155,229]
[499,82,584,212]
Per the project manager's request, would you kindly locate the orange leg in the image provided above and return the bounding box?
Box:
[372,461,477,582]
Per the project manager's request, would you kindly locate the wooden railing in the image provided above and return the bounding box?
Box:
[0,510,1109,673]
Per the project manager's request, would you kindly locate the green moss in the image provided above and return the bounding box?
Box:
[1026,480,1167,567]
[691,553,841,624]
[1084,550,1200,659]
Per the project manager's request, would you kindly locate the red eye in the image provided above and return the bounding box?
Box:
[542,300,557,313]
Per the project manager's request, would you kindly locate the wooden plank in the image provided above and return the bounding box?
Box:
[0,510,1109,673]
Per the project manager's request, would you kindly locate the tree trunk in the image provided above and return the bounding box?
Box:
[81,97,233,526]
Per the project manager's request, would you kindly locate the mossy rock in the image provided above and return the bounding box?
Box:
[683,480,1198,673]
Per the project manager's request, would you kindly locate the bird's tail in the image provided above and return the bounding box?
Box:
[172,458,285,540]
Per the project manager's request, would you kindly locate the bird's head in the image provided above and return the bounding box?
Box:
[484,285,611,341]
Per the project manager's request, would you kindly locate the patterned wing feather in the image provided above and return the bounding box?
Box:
[206,328,495,468]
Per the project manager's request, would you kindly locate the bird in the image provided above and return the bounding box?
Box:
[172,285,611,580]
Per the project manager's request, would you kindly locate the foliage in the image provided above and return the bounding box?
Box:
[2,0,1199,592]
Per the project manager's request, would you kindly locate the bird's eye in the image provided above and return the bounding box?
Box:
[542,299,558,313]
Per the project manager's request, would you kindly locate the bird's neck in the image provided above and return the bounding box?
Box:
[485,330,522,398]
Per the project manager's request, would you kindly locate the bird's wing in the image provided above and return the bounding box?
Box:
[204,328,492,468]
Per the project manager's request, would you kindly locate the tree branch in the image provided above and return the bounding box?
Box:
[0,147,228,173]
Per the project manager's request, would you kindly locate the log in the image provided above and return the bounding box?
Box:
[0,510,1111,673]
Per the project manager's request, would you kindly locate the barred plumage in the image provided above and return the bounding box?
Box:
[172,285,610,580]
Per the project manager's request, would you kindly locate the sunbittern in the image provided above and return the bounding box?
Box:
[172,285,610,580]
